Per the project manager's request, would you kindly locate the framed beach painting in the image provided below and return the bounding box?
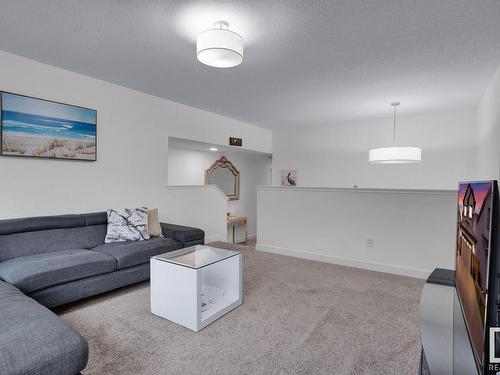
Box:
[0,92,97,161]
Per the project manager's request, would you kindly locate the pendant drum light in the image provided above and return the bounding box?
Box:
[197,21,244,68]
[369,102,422,164]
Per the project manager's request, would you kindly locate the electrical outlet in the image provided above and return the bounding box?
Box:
[367,239,374,248]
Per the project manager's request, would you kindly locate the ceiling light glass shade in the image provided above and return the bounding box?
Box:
[369,146,422,164]
[196,24,243,68]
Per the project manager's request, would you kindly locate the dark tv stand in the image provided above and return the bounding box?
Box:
[420,268,479,374]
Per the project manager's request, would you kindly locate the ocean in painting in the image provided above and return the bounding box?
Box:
[2,110,96,141]
[1,92,96,160]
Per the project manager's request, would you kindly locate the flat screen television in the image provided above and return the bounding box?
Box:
[455,180,499,374]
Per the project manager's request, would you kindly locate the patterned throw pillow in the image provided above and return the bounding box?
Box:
[104,207,150,243]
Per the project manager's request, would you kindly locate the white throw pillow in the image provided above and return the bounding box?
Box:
[105,207,150,243]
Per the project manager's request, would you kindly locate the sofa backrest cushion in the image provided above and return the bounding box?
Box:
[0,214,85,236]
[0,213,108,263]
[82,212,108,226]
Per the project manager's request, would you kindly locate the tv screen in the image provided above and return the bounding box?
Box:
[456,181,498,372]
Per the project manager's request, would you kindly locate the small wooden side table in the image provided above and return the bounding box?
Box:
[227,215,248,244]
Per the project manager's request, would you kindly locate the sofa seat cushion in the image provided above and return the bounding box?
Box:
[0,281,88,375]
[0,249,116,293]
[92,237,182,269]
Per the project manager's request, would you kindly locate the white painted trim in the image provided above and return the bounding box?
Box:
[232,233,256,244]
[255,243,431,279]
[167,185,229,201]
[256,186,456,196]
[206,234,226,243]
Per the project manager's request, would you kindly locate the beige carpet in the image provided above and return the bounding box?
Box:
[56,242,424,375]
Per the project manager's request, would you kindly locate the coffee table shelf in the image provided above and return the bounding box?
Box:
[150,245,242,332]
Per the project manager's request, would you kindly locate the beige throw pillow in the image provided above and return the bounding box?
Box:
[148,208,162,237]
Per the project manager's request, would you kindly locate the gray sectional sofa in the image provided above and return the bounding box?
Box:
[0,212,204,375]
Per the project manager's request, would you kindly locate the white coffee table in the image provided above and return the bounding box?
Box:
[150,245,242,332]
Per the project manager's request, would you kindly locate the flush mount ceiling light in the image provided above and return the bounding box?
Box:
[209,147,218,151]
[196,21,243,68]
[369,102,422,164]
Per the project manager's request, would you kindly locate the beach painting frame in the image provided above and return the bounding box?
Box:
[1,92,97,161]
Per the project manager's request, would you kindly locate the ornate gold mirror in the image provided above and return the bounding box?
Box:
[205,156,240,200]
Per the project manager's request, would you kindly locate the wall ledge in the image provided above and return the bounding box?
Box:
[256,186,456,196]
[167,185,229,201]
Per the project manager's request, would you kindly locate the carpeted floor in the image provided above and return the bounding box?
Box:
[56,242,424,375]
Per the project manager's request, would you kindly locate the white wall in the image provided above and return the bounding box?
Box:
[256,187,457,278]
[272,108,477,190]
[165,186,228,243]
[168,146,272,242]
[477,65,500,180]
[0,51,271,221]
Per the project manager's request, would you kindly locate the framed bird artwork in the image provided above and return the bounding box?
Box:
[281,170,297,186]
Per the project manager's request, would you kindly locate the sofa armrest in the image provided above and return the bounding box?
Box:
[160,223,205,247]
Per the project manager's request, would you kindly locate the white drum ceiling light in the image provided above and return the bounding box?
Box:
[196,21,243,68]
[369,102,422,164]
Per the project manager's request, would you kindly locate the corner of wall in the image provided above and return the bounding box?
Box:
[476,65,500,181]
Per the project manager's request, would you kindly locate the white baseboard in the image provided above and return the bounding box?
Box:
[230,233,256,244]
[206,234,226,243]
[255,243,431,279]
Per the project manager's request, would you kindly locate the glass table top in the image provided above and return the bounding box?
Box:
[152,245,241,269]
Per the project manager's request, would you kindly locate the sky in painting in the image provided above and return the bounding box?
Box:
[2,92,96,124]
[458,182,492,214]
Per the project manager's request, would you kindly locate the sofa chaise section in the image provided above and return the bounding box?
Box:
[0,211,204,375]
[0,281,88,375]
[0,249,116,293]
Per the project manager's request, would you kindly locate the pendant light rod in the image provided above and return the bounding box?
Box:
[390,101,400,145]
[368,101,421,164]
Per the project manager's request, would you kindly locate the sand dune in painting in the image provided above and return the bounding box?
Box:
[3,134,95,160]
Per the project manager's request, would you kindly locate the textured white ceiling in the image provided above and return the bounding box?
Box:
[0,0,499,129]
